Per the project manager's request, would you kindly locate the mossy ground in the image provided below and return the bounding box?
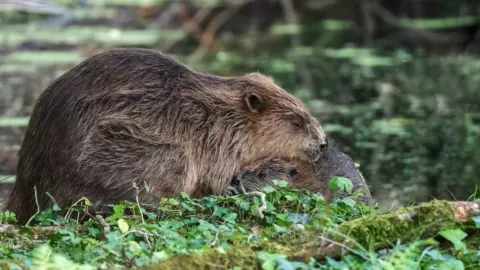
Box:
[0,180,478,269]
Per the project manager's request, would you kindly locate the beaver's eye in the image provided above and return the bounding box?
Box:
[292,121,302,129]
[288,168,299,179]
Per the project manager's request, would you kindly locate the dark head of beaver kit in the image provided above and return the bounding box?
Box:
[232,147,373,205]
[4,48,328,224]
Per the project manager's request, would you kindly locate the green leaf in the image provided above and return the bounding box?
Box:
[216,246,227,254]
[257,252,287,270]
[285,195,295,201]
[83,197,92,207]
[326,257,349,269]
[144,182,151,193]
[88,227,101,238]
[117,219,129,234]
[213,206,229,218]
[151,251,169,263]
[271,23,300,35]
[438,229,467,252]
[339,198,356,207]
[472,216,480,228]
[287,213,309,224]
[438,259,465,270]
[425,249,443,260]
[262,185,277,193]
[0,210,16,224]
[223,212,238,223]
[110,204,126,222]
[273,224,288,233]
[328,176,353,194]
[236,200,251,211]
[272,180,289,188]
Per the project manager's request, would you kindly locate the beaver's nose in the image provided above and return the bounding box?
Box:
[320,142,328,151]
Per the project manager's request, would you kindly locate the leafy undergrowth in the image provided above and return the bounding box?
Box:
[0,180,478,270]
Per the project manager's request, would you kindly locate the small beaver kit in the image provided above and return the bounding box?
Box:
[232,147,373,205]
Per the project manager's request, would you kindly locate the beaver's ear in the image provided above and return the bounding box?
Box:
[245,93,264,113]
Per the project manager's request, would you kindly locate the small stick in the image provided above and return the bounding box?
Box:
[25,186,40,227]
[95,215,110,236]
[236,176,267,219]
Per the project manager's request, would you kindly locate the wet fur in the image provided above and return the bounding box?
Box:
[233,147,373,205]
[4,48,327,224]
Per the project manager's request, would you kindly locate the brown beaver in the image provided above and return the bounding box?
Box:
[4,48,328,224]
[231,147,373,205]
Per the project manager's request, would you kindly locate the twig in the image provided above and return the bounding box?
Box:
[64,197,91,221]
[95,214,110,236]
[358,0,375,46]
[0,0,68,15]
[133,182,146,224]
[124,229,153,248]
[25,186,40,227]
[447,188,458,202]
[368,1,453,44]
[304,0,338,10]
[0,224,61,234]
[250,191,267,219]
[190,0,253,61]
[161,2,213,52]
[149,1,182,29]
[209,225,222,247]
[184,3,213,39]
[237,177,267,219]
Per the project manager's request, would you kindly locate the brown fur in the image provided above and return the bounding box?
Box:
[232,147,373,205]
[4,48,328,224]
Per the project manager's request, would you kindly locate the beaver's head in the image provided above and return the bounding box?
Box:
[232,147,374,205]
[217,72,327,165]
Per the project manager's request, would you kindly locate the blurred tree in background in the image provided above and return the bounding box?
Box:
[1,0,479,210]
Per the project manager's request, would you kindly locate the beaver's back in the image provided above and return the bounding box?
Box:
[4,49,192,224]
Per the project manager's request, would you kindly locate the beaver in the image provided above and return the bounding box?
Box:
[231,147,373,205]
[4,48,328,224]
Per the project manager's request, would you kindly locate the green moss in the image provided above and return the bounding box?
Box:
[0,260,26,270]
[331,200,460,250]
[145,245,261,270]
[145,238,321,269]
